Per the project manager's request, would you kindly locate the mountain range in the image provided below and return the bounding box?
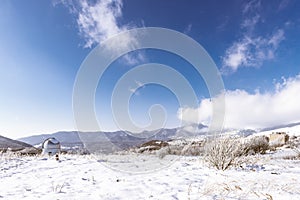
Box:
[5,122,299,154]
[17,124,208,153]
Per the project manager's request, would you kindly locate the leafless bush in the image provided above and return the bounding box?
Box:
[293,148,300,158]
[284,141,300,160]
[157,142,205,158]
[157,145,183,158]
[286,136,300,149]
[181,143,205,156]
[244,136,269,155]
[204,137,247,170]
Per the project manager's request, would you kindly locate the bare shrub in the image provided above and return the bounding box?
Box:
[157,145,183,158]
[157,141,205,158]
[204,137,246,170]
[156,146,170,159]
[286,136,300,149]
[283,140,300,159]
[293,148,300,159]
[244,136,269,155]
[181,142,205,156]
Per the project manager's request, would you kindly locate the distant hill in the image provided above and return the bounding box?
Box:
[19,122,300,154]
[257,123,300,137]
[18,131,82,147]
[14,121,300,154]
[0,135,33,150]
[17,124,209,153]
[260,122,300,132]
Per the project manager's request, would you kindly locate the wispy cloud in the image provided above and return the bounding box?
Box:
[77,0,124,48]
[183,24,192,35]
[222,29,285,72]
[222,0,285,72]
[242,0,261,14]
[241,14,260,32]
[278,0,290,11]
[216,16,229,31]
[178,74,300,129]
[52,0,79,14]
[55,0,144,64]
[128,80,145,95]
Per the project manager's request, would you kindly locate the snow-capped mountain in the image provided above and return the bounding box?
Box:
[17,122,300,153]
[17,124,208,153]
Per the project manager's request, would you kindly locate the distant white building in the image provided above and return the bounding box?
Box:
[42,137,61,156]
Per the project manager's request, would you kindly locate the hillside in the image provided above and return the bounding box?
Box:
[0,135,33,150]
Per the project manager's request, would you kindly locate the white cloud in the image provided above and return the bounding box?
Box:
[278,0,290,11]
[183,24,192,34]
[268,29,285,48]
[216,16,229,31]
[222,28,285,72]
[222,39,250,71]
[77,0,124,48]
[241,14,260,31]
[222,0,285,72]
[52,0,79,14]
[242,0,261,14]
[178,74,300,130]
[178,99,213,126]
[128,80,145,95]
[56,0,144,63]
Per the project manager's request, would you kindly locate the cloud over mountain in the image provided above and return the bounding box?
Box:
[178,74,300,129]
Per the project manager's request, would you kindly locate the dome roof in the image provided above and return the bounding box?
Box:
[42,137,60,149]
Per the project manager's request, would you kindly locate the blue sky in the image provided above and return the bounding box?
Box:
[0,0,300,138]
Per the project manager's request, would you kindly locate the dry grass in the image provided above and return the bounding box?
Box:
[52,182,65,193]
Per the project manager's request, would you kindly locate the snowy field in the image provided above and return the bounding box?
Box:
[1,151,300,200]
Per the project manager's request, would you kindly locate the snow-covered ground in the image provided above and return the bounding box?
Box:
[1,151,300,200]
[257,124,300,137]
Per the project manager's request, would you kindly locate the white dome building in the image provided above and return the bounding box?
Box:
[42,137,61,156]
